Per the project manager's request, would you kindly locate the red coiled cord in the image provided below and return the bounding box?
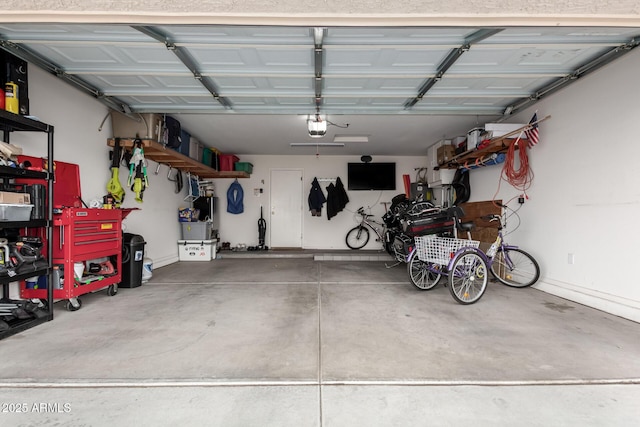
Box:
[501,139,533,194]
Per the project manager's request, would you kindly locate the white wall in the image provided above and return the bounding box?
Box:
[463,48,640,322]
[212,155,427,250]
[9,66,186,268]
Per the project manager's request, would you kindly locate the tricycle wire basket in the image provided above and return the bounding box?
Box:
[415,236,480,265]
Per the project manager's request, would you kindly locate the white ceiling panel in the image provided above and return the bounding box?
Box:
[458,45,616,74]
[164,25,313,45]
[1,23,638,154]
[189,47,314,73]
[324,47,448,74]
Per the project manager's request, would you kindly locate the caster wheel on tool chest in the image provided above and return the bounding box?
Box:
[107,284,118,296]
[65,298,82,312]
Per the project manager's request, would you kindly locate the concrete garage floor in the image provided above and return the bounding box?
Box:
[1,253,639,426]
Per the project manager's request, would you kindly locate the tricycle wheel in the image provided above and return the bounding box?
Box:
[65,298,82,311]
[448,249,488,305]
[107,284,118,296]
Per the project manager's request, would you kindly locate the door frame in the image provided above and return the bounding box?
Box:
[269,168,304,248]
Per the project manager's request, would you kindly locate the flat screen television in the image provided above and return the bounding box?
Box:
[347,162,396,191]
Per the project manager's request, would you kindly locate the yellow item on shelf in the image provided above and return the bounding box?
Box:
[4,82,19,114]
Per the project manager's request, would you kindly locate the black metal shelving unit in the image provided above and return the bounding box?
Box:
[0,109,54,340]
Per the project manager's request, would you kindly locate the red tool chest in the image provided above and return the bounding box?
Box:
[21,208,123,310]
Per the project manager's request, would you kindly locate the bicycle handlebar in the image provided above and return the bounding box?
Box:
[356,207,375,218]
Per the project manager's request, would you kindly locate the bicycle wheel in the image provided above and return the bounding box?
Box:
[345,226,370,249]
[407,251,441,290]
[448,249,488,304]
[490,248,540,288]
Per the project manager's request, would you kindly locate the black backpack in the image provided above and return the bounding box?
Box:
[163,116,182,149]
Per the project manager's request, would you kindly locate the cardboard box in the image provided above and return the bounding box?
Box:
[178,207,199,222]
[0,191,30,205]
[437,145,456,164]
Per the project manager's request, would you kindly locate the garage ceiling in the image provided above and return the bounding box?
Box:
[1,24,638,155]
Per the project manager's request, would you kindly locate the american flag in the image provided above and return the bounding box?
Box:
[525,113,539,147]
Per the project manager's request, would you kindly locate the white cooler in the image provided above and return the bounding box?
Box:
[178,239,217,261]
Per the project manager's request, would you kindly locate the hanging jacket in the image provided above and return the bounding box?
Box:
[326,177,349,220]
[227,179,244,214]
[326,183,338,220]
[334,177,349,213]
[308,177,326,217]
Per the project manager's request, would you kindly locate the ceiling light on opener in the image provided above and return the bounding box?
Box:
[307,116,327,138]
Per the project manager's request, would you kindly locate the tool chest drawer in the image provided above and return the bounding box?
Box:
[53,208,122,259]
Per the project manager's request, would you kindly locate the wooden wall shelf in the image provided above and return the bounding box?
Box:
[107,139,249,179]
[438,115,550,170]
[437,137,522,170]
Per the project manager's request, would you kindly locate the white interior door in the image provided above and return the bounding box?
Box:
[270,169,303,248]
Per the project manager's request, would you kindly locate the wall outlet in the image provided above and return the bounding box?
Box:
[568,253,575,264]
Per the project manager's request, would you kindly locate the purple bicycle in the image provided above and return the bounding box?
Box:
[406,211,540,304]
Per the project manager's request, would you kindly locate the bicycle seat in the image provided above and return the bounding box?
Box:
[458,221,475,232]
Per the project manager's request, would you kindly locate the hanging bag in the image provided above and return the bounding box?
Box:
[163,116,182,149]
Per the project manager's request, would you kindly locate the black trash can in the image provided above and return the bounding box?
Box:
[121,233,146,288]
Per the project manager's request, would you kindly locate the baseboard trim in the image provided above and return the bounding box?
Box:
[535,279,640,324]
[153,255,179,269]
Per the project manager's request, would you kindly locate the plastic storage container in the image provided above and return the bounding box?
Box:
[178,240,217,261]
[181,222,212,240]
[177,129,191,156]
[219,154,239,171]
[202,148,214,167]
[0,204,33,221]
[111,112,163,141]
[234,162,253,174]
[121,233,146,288]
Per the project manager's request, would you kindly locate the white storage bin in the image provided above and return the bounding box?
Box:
[484,123,527,138]
[0,203,33,221]
[467,127,484,150]
[189,137,203,161]
[178,240,217,261]
[440,169,457,185]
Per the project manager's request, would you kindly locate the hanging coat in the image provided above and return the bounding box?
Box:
[308,177,326,217]
[326,183,338,220]
[334,177,349,213]
[226,179,244,214]
[326,177,349,220]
